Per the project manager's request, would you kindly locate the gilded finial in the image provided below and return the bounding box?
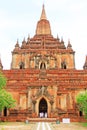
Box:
[40,4,47,20]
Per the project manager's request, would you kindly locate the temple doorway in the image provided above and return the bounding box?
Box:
[4,107,7,116]
[39,98,48,118]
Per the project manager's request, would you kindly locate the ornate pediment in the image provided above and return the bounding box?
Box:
[33,86,54,100]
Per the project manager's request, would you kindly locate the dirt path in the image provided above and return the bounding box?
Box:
[51,122,87,130]
[0,122,87,130]
[36,122,51,130]
[0,123,35,130]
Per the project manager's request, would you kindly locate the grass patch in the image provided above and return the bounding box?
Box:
[0,122,9,125]
[82,122,87,127]
[0,121,36,126]
[75,122,87,127]
[0,122,25,125]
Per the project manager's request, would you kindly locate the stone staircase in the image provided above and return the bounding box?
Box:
[0,116,57,122]
[28,118,57,122]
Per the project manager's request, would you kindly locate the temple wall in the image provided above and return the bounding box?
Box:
[57,53,75,69]
[19,94,27,109]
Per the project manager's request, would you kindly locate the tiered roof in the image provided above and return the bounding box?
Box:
[3,69,87,92]
[12,5,74,54]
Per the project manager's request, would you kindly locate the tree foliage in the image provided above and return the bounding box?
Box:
[76,92,87,118]
[0,73,6,89]
[0,72,15,111]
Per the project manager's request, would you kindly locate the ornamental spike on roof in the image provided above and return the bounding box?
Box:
[40,4,47,20]
[36,4,51,35]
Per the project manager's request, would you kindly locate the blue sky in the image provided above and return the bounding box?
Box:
[0,0,87,69]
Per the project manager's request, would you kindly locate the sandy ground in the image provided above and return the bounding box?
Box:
[0,122,87,130]
[51,122,87,130]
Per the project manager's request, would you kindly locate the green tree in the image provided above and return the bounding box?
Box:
[0,72,15,112]
[0,72,6,89]
[76,92,87,118]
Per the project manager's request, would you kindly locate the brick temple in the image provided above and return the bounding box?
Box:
[0,5,87,122]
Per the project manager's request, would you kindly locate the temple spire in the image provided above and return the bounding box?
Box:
[83,56,87,70]
[40,4,47,20]
[36,4,51,35]
[0,55,3,70]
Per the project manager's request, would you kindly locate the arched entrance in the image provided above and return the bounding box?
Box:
[40,62,46,69]
[4,107,7,116]
[39,98,48,118]
[79,111,83,116]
